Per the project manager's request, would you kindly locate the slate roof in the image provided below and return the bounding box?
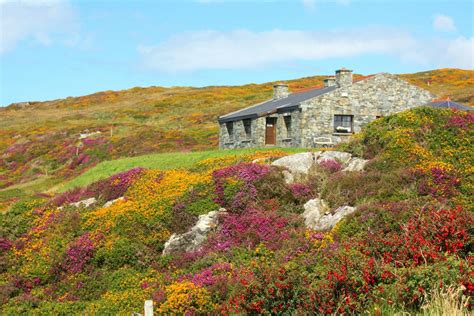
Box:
[428,99,473,111]
[218,86,337,123]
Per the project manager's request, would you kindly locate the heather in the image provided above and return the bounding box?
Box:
[1,108,473,314]
[0,69,471,212]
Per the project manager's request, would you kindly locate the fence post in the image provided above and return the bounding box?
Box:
[144,300,153,316]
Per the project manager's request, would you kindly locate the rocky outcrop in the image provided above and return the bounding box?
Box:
[271,152,315,178]
[302,198,330,228]
[302,198,356,231]
[342,157,368,172]
[59,197,97,210]
[103,197,124,208]
[316,151,352,164]
[162,208,226,255]
[271,151,368,183]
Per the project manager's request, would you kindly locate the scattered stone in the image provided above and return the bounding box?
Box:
[271,152,317,176]
[79,131,101,139]
[103,197,124,208]
[281,170,295,184]
[302,199,356,231]
[162,208,226,255]
[342,157,369,172]
[316,151,352,164]
[302,198,330,229]
[59,197,97,210]
[315,206,356,231]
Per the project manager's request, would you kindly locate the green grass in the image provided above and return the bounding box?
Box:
[59,147,306,192]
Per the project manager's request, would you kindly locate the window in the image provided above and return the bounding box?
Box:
[226,122,234,140]
[243,119,252,139]
[334,115,353,133]
[284,115,292,138]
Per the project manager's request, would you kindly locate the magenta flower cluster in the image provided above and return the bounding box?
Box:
[213,163,270,211]
[63,233,100,274]
[445,112,474,129]
[418,167,461,199]
[52,167,144,207]
[190,262,233,287]
[207,209,289,251]
[289,183,314,201]
[318,158,343,173]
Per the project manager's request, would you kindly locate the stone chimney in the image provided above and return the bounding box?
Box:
[273,83,289,99]
[323,77,336,87]
[335,68,353,88]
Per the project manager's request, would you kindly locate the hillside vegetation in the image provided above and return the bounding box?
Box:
[0,69,472,211]
[1,107,472,314]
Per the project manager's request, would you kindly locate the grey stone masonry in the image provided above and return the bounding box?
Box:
[273,84,289,99]
[335,68,353,87]
[299,73,434,147]
[218,69,436,149]
[219,109,302,149]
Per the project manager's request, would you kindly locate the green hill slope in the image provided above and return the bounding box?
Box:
[1,107,472,314]
[0,69,472,211]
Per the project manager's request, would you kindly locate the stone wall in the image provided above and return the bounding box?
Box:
[219,109,302,149]
[299,73,435,147]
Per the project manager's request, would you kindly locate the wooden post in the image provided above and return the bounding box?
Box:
[144,300,153,316]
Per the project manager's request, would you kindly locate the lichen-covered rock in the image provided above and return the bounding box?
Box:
[162,208,226,255]
[302,198,330,228]
[302,199,356,231]
[316,151,352,164]
[315,206,356,231]
[103,197,124,208]
[271,152,317,177]
[59,197,97,210]
[342,157,369,172]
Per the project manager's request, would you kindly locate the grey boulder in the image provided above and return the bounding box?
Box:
[162,208,226,255]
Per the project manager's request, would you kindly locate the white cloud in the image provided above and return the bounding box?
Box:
[433,14,456,32]
[138,28,417,72]
[0,0,78,53]
[437,36,474,69]
[138,28,474,72]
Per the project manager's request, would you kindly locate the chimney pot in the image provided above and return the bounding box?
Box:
[324,77,336,87]
[273,83,289,99]
[335,68,353,88]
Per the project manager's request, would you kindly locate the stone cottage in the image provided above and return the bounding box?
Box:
[218,68,456,149]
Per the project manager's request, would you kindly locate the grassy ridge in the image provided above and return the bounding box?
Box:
[60,147,305,191]
[0,69,472,211]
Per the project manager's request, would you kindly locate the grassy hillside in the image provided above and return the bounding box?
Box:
[0,69,472,211]
[1,107,472,314]
[400,68,474,105]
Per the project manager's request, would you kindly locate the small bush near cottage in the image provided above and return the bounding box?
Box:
[1,107,472,314]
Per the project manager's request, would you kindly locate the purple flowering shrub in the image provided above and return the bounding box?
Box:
[62,232,102,274]
[318,158,343,173]
[417,167,461,199]
[445,111,474,129]
[51,167,144,207]
[206,209,291,251]
[213,163,270,212]
[289,183,315,202]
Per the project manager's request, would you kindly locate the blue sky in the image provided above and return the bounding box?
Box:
[0,0,473,106]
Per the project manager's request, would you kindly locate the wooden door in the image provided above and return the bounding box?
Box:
[265,118,276,145]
